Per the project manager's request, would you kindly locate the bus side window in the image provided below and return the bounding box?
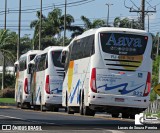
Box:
[36,54,47,72]
[61,51,66,64]
[83,35,95,57]
[25,60,27,70]
[19,56,27,71]
[65,45,72,72]
[45,54,48,69]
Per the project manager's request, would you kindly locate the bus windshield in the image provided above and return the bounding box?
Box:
[100,33,148,55]
[52,51,64,68]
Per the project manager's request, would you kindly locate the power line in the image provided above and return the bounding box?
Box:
[129,0,156,30]
[0,0,95,14]
[146,0,156,10]
[130,0,139,9]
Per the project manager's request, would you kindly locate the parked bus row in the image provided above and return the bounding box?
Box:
[14,47,64,112]
[15,27,153,118]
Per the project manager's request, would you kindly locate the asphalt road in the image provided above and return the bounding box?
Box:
[0,106,159,133]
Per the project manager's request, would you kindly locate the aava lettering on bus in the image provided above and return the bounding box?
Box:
[106,33,142,47]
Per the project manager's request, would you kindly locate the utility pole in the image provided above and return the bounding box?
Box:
[4,0,7,30]
[158,34,160,100]
[63,0,67,46]
[106,3,113,26]
[1,0,7,90]
[141,0,145,30]
[129,0,156,30]
[17,0,21,60]
[39,0,42,50]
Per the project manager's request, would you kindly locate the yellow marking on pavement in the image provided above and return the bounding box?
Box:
[0,106,9,108]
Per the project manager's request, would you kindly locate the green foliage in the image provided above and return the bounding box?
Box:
[151,55,160,101]
[30,8,76,49]
[113,17,142,29]
[152,56,160,87]
[20,34,32,55]
[30,8,106,49]
[0,88,15,98]
[0,74,15,88]
[0,29,16,62]
[150,89,157,102]
[71,15,105,37]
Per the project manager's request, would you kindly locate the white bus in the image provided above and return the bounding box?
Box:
[15,50,41,108]
[61,27,152,118]
[28,46,64,111]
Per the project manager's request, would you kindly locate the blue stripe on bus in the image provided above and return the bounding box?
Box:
[97,83,145,95]
[52,88,62,93]
[69,79,80,103]
[17,85,22,100]
[36,87,40,102]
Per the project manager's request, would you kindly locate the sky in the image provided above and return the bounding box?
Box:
[0,0,160,39]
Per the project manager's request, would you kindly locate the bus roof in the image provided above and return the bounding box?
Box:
[37,46,64,55]
[76,27,149,39]
[19,50,41,58]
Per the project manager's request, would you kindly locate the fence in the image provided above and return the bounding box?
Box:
[144,100,160,114]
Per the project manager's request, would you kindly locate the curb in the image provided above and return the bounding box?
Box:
[0,103,16,106]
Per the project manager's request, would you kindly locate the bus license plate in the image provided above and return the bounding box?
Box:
[115,98,124,102]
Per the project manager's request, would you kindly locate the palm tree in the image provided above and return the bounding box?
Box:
[81,16,105,30]
[0,30,16,62]
[46,8,82,39]
[0,29,16,90]
[113,17,141,29]
[71,16,105,38]
[30,11,47,49]
[30,8,78,49]
[20,34,32,55]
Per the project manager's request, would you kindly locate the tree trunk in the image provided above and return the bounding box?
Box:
[1,56,5,90]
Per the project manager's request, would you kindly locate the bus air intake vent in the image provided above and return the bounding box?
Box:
[56,69,65,77]
[108,68,135,72]
[104,59,141,63]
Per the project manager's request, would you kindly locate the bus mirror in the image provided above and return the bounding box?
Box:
[45,61,48,69]
[28,63,32,74]
[14,64,18,73]
[61,51,66,64]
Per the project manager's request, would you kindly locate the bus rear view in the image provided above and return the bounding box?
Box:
[89,28,152,118]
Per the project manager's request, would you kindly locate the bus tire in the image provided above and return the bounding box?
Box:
[122,113,129,118]
[16,102,20,108]
[66,93,74,114]
[53,107,59,112]
[20,95,24,109]
[79,93,84,115]
[130,114,135,119]
[65,107,67,112]
[82,96,95,116]
[20,103,25,109]
[33,105,39,110]
[83,106,95,116]
[26,103,31,109]
[40,105,46,112]
[112,113,119,118]
[67,106,74,114]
